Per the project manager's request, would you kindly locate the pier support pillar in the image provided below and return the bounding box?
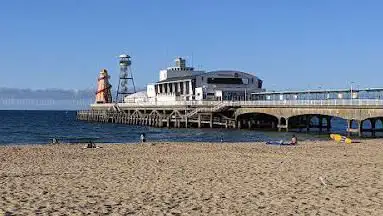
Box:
[319,116,323,133]
[185,117,188,128]
[225,120,228,128]
[306,115,311,132]
[358,120,363,137]
[371,119,376,137]
[167,118,170,128]
[159,118,163,127]
[347,119,352,136]
[286,118,289,132]
[210,114,213,128]
[248,120,252,129]
[237,120,242,129]
[326,116,332,132]
[198,114,202,128]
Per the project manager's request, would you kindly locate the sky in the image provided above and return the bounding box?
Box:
[1,0,383,92]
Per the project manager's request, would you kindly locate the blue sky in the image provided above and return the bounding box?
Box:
[1,0,382,91]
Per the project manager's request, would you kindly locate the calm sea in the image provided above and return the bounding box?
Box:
[0,110,361,145]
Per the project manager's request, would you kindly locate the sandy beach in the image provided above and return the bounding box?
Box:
[1,140,383,215]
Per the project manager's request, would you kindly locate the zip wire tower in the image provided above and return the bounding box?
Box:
[116,54,136,103]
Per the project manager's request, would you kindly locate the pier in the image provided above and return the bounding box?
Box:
[78,93,383,137]
[81,55,383,137]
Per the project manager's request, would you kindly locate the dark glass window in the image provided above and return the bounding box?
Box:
[258,80,263,88]
[207,77,243,84]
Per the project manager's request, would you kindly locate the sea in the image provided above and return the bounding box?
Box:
[0,110,374,145]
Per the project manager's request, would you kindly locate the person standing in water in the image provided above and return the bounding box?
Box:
[291,134,297,145]
[140,133,146,143]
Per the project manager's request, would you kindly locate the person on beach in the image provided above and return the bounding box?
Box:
[140,133,146,143]
[291,134,297,145]
[87,140,96,148]
[52,138,59,144]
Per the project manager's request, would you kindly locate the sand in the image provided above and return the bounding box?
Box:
[1,140,383,215]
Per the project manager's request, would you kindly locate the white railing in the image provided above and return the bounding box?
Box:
[234,99,383,106]
[90,99,383,109]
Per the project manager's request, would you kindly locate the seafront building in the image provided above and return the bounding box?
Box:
[125,57,264,103]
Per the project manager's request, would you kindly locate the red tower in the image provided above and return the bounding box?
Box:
[95,69,112,103]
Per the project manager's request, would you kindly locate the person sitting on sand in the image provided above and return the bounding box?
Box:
[291,134,297,145]
[87,141,96,148]
[140,133,146,143]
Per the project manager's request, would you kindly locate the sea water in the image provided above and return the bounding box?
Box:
[0,110,368,145]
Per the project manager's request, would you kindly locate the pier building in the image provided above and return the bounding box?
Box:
[127,58,264,103]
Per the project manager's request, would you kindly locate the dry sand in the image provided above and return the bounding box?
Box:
[1,140,383,215]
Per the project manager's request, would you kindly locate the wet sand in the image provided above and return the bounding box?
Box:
[1,140,383,215]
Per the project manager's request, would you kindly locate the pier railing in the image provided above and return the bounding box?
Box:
[90,99,383,109]
[231,99,383,107]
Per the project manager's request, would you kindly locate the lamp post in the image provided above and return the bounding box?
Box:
[350,81,354,101]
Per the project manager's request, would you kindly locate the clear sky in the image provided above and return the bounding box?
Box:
[1,0,382,91]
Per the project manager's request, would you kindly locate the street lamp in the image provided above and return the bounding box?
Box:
[350,81,355,101]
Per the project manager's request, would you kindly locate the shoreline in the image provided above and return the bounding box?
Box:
[0,135,376,147]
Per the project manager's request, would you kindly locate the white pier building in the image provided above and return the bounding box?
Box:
[125,57,264,103]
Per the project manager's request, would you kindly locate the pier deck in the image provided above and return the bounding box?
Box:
[77,99,383,137]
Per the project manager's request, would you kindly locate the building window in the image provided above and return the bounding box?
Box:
[258,80,263,88]
[207,77,243,84]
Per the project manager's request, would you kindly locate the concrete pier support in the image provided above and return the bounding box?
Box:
[347,119,352,136]
[358,120,362,137]
[210,114,213,128]
[277,117,288,132]
[371,119,376,137]
[326,116,332,132]
[319,117,323,133]
[237,120,242,129]
[159,118,163,127]
[286,118,289,132]
[198,114,201,128]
